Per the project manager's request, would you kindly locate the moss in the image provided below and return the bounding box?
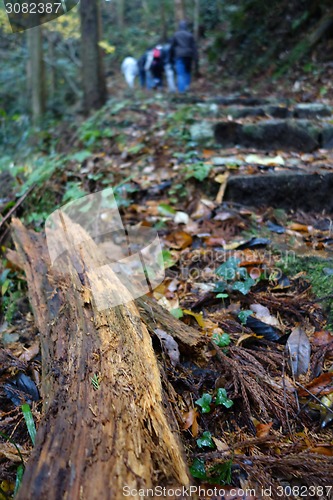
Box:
[280,255,333,328]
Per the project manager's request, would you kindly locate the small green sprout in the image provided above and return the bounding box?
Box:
[195,393,212,413]
[216,388,234,408]
[212,332,231,348]
[21,403,36,446]
[196,431,215,449]
[238,310,253,325]
[91,372,102,390]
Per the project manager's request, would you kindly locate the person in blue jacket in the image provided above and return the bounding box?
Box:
[170,20,198,93]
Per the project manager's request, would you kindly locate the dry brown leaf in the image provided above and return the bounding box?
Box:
[19,341,40,363]
[298,373,333,396]
[256,422,273,438]
[0,442,28,463]
[165,230,193,249]
[215,172,230,204]
[236,333,258,346]
[182,408,199,437]
[286,326,311,378]
[312,330,333,351]
[204,236,226,247]
[309,445,333,456]
[212,437,230,452]
[288,222,313,233]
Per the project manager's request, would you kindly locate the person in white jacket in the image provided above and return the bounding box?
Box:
[121,56,139,88]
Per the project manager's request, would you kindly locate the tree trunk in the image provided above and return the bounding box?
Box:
[11,218,193,500]
[80,0,107,113]
[160,0,168,41]
[174,0,186,26]
[47,32,57,104]
[116,0,125,29]
[27,26,45,125]
[193,0,200,42]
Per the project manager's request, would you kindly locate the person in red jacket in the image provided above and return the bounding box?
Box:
[170,20,198,93]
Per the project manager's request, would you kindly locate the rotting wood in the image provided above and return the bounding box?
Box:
[11,218,192,500]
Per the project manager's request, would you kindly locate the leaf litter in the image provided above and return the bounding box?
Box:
[1,95,333,497]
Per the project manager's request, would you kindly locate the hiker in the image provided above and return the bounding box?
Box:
[170,20,198,93]
[162,42,176,93]
[121,56,139,89]
[138,52,148,88]
[149,45,164,89]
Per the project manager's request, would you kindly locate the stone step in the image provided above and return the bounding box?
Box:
[221,171,333,212]
[191,119,333,151]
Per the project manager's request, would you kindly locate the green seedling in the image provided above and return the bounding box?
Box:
[21,404,36,446]
[216,388,234,408]
[195,393,212,413]
[212,332,231,348]
[196,431,215,449]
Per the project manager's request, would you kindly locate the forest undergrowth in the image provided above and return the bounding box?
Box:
[1,72,333,499]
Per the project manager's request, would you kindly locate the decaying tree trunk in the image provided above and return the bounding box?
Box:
[11,218,199,500]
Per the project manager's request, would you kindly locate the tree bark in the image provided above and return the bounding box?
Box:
[160,0,168,41]
[193,0,200,42]
[80,0,107,113]
[174,0,186,26]
[47,32,57,104]
[116,0,125,29]
[27,26,45,125]
[11,218,192,500]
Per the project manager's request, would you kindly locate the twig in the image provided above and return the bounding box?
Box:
[0,185,35,231]
[282,357,293,435]
[295,381,333,417]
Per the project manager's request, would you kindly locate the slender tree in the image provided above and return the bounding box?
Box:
[116,0,125,29]
[47,31,57,104]
[27,26,45,125]
[80,0,107,113]
[174,0,186,25]
[160,0,167,41]
[193,0,200,41]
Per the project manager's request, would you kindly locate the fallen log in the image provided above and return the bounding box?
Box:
[11,218,194,500]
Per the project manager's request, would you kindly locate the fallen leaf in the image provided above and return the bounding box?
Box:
[286,327,311,378]
[236,333,258,346]
[288,222,313,233]
[174,211,190,224]
[182,408,199,436]
[245,154,285,166]
[154,328,180,366]
[191,201,212,220]
[250,303,279,327]
[165,230,193,249]
[19,342,40,363]
[212,437,229,452]
[0,442,28,463]
[204,236,226,247]
[245,316,281,342]
[183,309,206,328]
[312,330,333,351]
[298,373,333,396]
[215,172,230,204]
[309,445,333,456]
[256,422,273,438]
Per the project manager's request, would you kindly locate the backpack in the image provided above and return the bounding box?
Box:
[153,47,161,59]
[150,47,163,73]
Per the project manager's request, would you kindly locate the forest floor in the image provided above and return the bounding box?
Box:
[1,68,333,499]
